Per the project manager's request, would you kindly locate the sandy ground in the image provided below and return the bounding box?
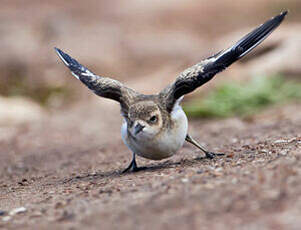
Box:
[0,100,300,230]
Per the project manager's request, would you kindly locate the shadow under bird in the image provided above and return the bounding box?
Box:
[55,11,287,172]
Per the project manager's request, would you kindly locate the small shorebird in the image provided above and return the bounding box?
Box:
[55,11,287,172]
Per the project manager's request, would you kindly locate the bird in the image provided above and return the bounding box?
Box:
[55,11,287,172]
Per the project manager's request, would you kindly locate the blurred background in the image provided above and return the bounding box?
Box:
[1,0,300,120]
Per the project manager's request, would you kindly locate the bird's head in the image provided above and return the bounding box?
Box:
[127,101,163,139]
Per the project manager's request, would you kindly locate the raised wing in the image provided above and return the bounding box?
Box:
[160,11,287,112]
[55,48,138,111]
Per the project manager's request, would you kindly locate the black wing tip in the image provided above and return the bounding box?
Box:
[54,47,78,68]
[235,10,288,55]
[274,10,288,23]
[206,10,288,71]
[54,47,64,57]
[280,10,288,17]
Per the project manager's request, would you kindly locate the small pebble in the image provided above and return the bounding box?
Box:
[288,137,297,143]
[231,138,238,143]
[215,167,223,172]
[280,150,288,156]
[197,170,203,174]
[226,153,234,158]
[231,178,238,184]
[9,207,27,216]
[2,216,11,222]
[181,178,189,183]
[0,210,6,216]
[274,140,287,144]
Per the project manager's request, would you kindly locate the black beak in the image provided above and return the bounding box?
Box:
[134,123,145,135]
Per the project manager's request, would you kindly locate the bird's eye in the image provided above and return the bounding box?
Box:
[149,115,157,123]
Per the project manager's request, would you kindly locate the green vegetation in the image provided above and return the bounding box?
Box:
[183,76,301,118]
[0,77,73,107]
[0,64,73,107]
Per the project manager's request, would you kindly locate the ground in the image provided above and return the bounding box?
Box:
[0,101,300,230]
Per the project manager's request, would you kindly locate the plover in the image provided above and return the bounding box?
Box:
[55,11,287,172]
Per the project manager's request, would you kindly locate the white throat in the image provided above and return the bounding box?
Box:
[121,100,188,160]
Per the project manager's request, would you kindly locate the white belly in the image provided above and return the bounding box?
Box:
[121,106,188,160]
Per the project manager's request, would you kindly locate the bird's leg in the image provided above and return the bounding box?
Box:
[185,134,224,159]
[122,153,146,173]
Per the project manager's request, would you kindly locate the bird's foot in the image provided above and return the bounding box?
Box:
[122,160,147,173]
[205,151,225,159]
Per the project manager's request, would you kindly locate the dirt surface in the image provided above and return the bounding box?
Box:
[0,100,300,230]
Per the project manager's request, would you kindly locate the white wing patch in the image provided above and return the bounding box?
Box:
[172,96,184,112]
[71,72,80,80]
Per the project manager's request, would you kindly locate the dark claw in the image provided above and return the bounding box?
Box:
[122,166,147,173]
[122,161,136,173]
[132,166,147,172]
[205,152,225,159]
[122,159,147,173]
